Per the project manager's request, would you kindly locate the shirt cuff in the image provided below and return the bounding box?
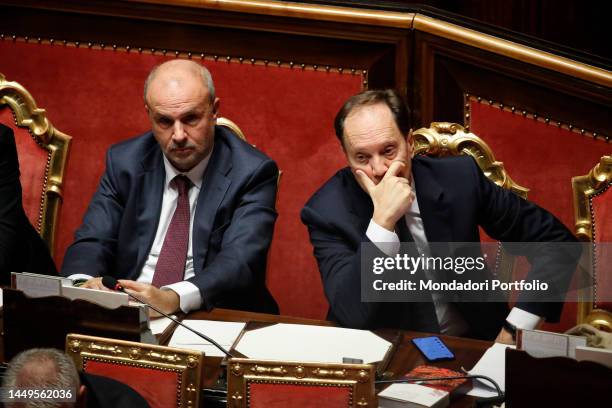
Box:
[68,274,94,282]
[366,219,400,257]
[506,307,543,330]
[162,281,202,314]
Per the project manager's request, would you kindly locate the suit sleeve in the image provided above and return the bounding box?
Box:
[188,159,278,310]
[301,205,385,329]
[61,148,125,278]
[472,159,581,321]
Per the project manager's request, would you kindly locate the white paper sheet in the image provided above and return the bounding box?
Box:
[467,342,515,395]
[149,315,176,335]
[169,320,246,357]
[235,323,391,364]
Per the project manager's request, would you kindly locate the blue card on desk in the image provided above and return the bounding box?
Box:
[412,336,455,362]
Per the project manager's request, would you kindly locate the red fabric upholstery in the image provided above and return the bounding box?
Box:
[592,186,612,309]
[0,108,47,230]
[84,360,179,408]
[248,382,351,407]
[0,39,362,319]
[469,100,612,331]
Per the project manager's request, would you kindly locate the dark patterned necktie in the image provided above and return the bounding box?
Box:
[152,175,192,288]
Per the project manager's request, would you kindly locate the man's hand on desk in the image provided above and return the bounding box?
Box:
[80,277,112,291]
[495,327,515,345]
[119,280,180,316]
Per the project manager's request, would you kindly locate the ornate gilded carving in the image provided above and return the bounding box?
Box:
[312,368,347,378]
[572,155,612,331]
[250,365,288,375]
[67,339,81,353]
[231,362,244,376]
[0,72,71,255]
[227,358,375,407]
[294,365,306,379]
[65,334,203,408]
[356,397,369,407]
[413,122,529,198]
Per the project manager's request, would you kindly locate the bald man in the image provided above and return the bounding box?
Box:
[61,60,279,315]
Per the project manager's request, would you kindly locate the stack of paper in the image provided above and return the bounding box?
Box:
[169,319,246,357]
[378,383,449,408]
[467,343,514,398]
[234,323,391,364]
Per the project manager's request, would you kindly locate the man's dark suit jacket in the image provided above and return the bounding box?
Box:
[301,155,579,340]
[61,126,278,313]
[81,373,150,408]
[0,123,57,284]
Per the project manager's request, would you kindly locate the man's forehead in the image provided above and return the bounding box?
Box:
[344,103,401,147]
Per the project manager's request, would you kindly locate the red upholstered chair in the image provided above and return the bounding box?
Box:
[572,155,612,331]
[227,358,376,408]
[65,333,203,408]
[0,73,71,255]
[412,122,529,281]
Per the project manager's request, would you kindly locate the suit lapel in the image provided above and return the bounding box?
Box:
[135,143,165,275]
[193,134,231,271]
[345,169,374,237]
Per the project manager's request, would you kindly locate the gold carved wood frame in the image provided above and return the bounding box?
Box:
[572,155,612,331]
[227,358,376,407]
[0,73,71,255]
[412,122,529,198]
[65,333,203,408]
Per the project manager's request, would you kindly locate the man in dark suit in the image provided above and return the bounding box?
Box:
[0,123,57,284]
[61,59,278,315]
[301,89,578,342]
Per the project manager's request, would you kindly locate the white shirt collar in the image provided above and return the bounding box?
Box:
[162,147,213,190]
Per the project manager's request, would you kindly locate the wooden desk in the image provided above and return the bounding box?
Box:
[182,308,492,407]
[0,305,491,407]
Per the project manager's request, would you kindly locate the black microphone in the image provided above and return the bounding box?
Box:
[101,276,234,358]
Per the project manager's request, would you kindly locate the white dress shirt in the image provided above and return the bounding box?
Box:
[365,178,542,336]
[70,149,213,314]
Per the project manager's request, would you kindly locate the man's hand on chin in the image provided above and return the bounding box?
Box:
[119,280,180,316]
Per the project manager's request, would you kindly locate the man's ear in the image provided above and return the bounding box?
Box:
[406,128,414,157]
[212,97,220,120]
